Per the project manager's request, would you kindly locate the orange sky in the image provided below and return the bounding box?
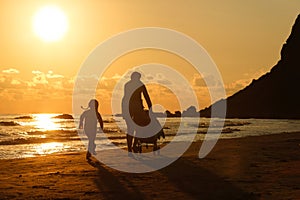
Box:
[0,0,300,114]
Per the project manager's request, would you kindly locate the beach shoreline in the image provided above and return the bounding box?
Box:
[0,132,299,199]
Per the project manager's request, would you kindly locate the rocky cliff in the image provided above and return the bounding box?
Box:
[200,14,300,119]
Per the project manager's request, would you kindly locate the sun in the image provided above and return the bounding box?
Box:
[33,5,68,42]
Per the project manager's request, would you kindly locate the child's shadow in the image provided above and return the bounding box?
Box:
[86,158,101,168]
[87,158,144,200]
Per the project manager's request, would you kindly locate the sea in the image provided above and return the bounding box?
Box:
[0,113,300,160]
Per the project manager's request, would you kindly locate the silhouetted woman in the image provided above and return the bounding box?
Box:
[79,99,103,159]
[122,72,152,154]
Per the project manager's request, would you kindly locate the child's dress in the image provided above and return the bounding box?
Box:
[79,110,101,155]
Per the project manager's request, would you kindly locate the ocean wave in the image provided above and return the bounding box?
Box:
[194,120,251,128]
[224,120,251,127]
[0,136,81,145]
[103,119,121,123]
[0,138,54,145]
[106,136,126,140]
[222,127,241,133]
[108,141,127,146]
[0,121,20,126]
[27,130,78,137]
[0,132,10,137]
[197,122,209,128]
[103,128,123,133]
[103,119,115,123]
[197,127,241,134]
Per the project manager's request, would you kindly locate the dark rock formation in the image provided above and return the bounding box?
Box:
[182,106,200,117]
[0,121,20,126]
[52,114,74,119]
[14,116,33,120]
[200,15,300,119]
[165,110,181,117]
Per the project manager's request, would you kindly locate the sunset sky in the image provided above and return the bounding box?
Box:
[1,0,300,114]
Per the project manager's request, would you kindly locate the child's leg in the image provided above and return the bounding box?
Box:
[89,134,96,154]
[87,132,96,155]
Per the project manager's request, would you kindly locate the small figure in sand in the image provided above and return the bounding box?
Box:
[79,99,103,160]
[122,71,152,155]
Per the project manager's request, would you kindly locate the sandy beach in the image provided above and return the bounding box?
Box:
[0,132,299,200]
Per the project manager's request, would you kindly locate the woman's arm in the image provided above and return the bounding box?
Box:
[142,85,152,110]
[97,112,104,131]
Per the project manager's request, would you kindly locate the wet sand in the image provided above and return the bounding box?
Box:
[0,132,300,200]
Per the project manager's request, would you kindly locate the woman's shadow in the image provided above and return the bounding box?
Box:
[87,157,257,200]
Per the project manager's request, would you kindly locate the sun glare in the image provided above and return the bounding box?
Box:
[34,142,65,155]
[34,114,59,131]
[33,5,68,42]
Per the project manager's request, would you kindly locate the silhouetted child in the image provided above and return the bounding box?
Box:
[79,99,103,159]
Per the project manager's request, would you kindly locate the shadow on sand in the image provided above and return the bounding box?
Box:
[87,156,257,200]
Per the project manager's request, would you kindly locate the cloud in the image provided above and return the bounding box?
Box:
[30,70,63,85]
[143,73,173,86]
[11,79,21,85]
[224,78,254,96]
[32,70,42,75]
[192,74,206,87]
[191,73,223,88]
[0,76,5,83]
[0,69,74,102]
[46,70,64,79]
[32,72,48,84]
[0,75,24,89]
[225,67,268,96]
[99,75,120,90]
[2,68,20,74]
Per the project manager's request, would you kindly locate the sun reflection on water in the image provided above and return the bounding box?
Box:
[33,114,60,131]
[34,142,65,155]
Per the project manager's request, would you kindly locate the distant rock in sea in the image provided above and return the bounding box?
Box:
[52,114,74,119]
[165,110,181,117]
[200,14,300,119]
[0,121,20,126]
[182,106,200,117]
[14,116,33,120]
